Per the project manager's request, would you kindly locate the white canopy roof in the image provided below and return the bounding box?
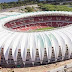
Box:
[0,11,72,64]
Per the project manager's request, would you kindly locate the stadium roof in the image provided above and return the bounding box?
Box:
[0,11,72,65]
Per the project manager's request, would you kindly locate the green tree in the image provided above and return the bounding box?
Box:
[25,7,34,12]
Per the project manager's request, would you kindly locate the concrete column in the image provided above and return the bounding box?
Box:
[0,49,1,65]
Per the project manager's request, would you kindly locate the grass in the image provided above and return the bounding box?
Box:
[38,3,72,11]
[30,27,55,32]
[36,27,54,30]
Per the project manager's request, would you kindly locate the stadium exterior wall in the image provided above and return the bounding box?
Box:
[0,11,72,67]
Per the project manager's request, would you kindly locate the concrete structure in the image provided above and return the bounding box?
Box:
[0,11,72,67]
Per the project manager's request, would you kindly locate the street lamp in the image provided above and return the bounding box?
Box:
[64,65,67,72]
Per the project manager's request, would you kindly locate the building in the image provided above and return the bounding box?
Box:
[0,11,72,67]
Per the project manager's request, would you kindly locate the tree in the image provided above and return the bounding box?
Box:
[0,4,2,9]
[25,7,34,12]
[18,0,21,2]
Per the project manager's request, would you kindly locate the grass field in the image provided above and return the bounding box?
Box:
[30,27,55,32]
[36,27,54,30]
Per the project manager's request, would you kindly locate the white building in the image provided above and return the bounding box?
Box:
[0,11,72,67]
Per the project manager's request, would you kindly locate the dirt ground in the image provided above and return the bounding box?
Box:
[0,59,72,72]
[0,4,40,13]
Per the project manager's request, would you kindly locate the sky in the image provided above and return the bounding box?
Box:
[0,0,18,3]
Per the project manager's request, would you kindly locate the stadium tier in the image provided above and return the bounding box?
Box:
[0,11,72,67]
[4,15,72,31]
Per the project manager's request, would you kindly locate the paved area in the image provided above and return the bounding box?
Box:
[0,59,72,72]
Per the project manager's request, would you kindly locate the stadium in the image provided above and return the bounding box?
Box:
[0,11,72,67]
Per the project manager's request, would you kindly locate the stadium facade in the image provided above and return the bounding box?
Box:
[0,11,72,67]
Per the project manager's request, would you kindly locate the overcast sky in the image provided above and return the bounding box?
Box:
[0,0,18,3]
